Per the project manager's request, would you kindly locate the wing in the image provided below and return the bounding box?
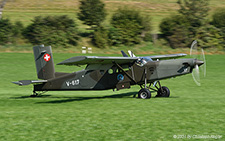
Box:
[148,53,187,60]
[57,56,138,66]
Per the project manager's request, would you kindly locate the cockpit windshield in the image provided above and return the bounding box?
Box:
[136,57,152,67]
[142,57,153,62]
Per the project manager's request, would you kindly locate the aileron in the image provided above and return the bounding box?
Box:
[149,53,187,60]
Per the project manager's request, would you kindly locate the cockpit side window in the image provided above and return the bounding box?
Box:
[136,58,146,67]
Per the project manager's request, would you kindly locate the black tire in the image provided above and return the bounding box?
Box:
[138,88,151,99]
[156,86,170,97]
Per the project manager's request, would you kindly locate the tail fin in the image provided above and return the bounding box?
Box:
[128,50,136,57]
[33,45,55,80]
[121,50,129,57]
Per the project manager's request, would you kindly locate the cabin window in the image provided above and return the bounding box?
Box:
[100,70,105,75]
[108,69,114,74]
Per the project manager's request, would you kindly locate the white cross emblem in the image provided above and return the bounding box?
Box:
[43,53,51,62]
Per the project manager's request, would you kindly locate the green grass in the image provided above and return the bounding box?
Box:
[0,53,224,140]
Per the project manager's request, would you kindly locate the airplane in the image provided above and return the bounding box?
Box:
[12,41,205,99]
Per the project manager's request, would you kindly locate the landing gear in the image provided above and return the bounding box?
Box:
[138,88,151,99]
[30,90,48,97]
[138,81,170,99]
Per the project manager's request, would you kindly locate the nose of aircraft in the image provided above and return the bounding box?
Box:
[195,59,204,67]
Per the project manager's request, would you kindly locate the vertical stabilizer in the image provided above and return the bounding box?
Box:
[121,50,129,57]
[128,50,136,57]
[33,45,55,80]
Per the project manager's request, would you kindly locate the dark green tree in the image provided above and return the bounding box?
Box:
[211,9,225,49]
[110,8,151,45]
[196,24,224,49]
[160,15,191,48]
[160,0,210,48]
[211,8,225,28]
[92,26,109,48]
[11,21,25,44]
[0,18,14,45]
[23,15,79,47]
[78,0,106,28]
[177,0,210,35]
[160,15,190,37]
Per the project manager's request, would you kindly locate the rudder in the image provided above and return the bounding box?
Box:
[33,45,55,80]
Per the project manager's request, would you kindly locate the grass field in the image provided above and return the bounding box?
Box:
[0,52,224,140]
[2,0,225,33]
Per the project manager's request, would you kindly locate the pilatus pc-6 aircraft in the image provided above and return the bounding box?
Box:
[13,41,205,99]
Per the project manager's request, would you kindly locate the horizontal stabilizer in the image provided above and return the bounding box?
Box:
[149,53,187,60]
[57,56,138,66]
[12,80,47,86]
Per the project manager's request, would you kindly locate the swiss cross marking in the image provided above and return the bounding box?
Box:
[43,53,51,62]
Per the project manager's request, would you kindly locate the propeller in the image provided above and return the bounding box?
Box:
[190,40,206,86]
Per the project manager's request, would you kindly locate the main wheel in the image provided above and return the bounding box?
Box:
[156,86,170,97]
[138,88,151,99]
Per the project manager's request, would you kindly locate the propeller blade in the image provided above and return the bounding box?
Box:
[192,65,201,86]
[196,64,199,74]
[190,40,206,86]
[190,40,198,61]
[201,48,207,77]
[190,40,198,57]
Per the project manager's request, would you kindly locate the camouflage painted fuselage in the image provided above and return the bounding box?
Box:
[34,58,195,91]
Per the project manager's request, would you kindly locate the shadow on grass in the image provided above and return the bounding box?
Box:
[37,92,137,104]
[10,95,52,99]
[10,91,179,104]
[35,92,179,104]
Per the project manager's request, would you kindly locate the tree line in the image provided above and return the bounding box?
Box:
[0,0,224,50]
[160,0,225,49]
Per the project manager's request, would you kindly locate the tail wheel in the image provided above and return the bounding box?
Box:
[156,86,170,97]
[138,88,151,99]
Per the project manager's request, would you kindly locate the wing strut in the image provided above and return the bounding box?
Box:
[113,62,137,84]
